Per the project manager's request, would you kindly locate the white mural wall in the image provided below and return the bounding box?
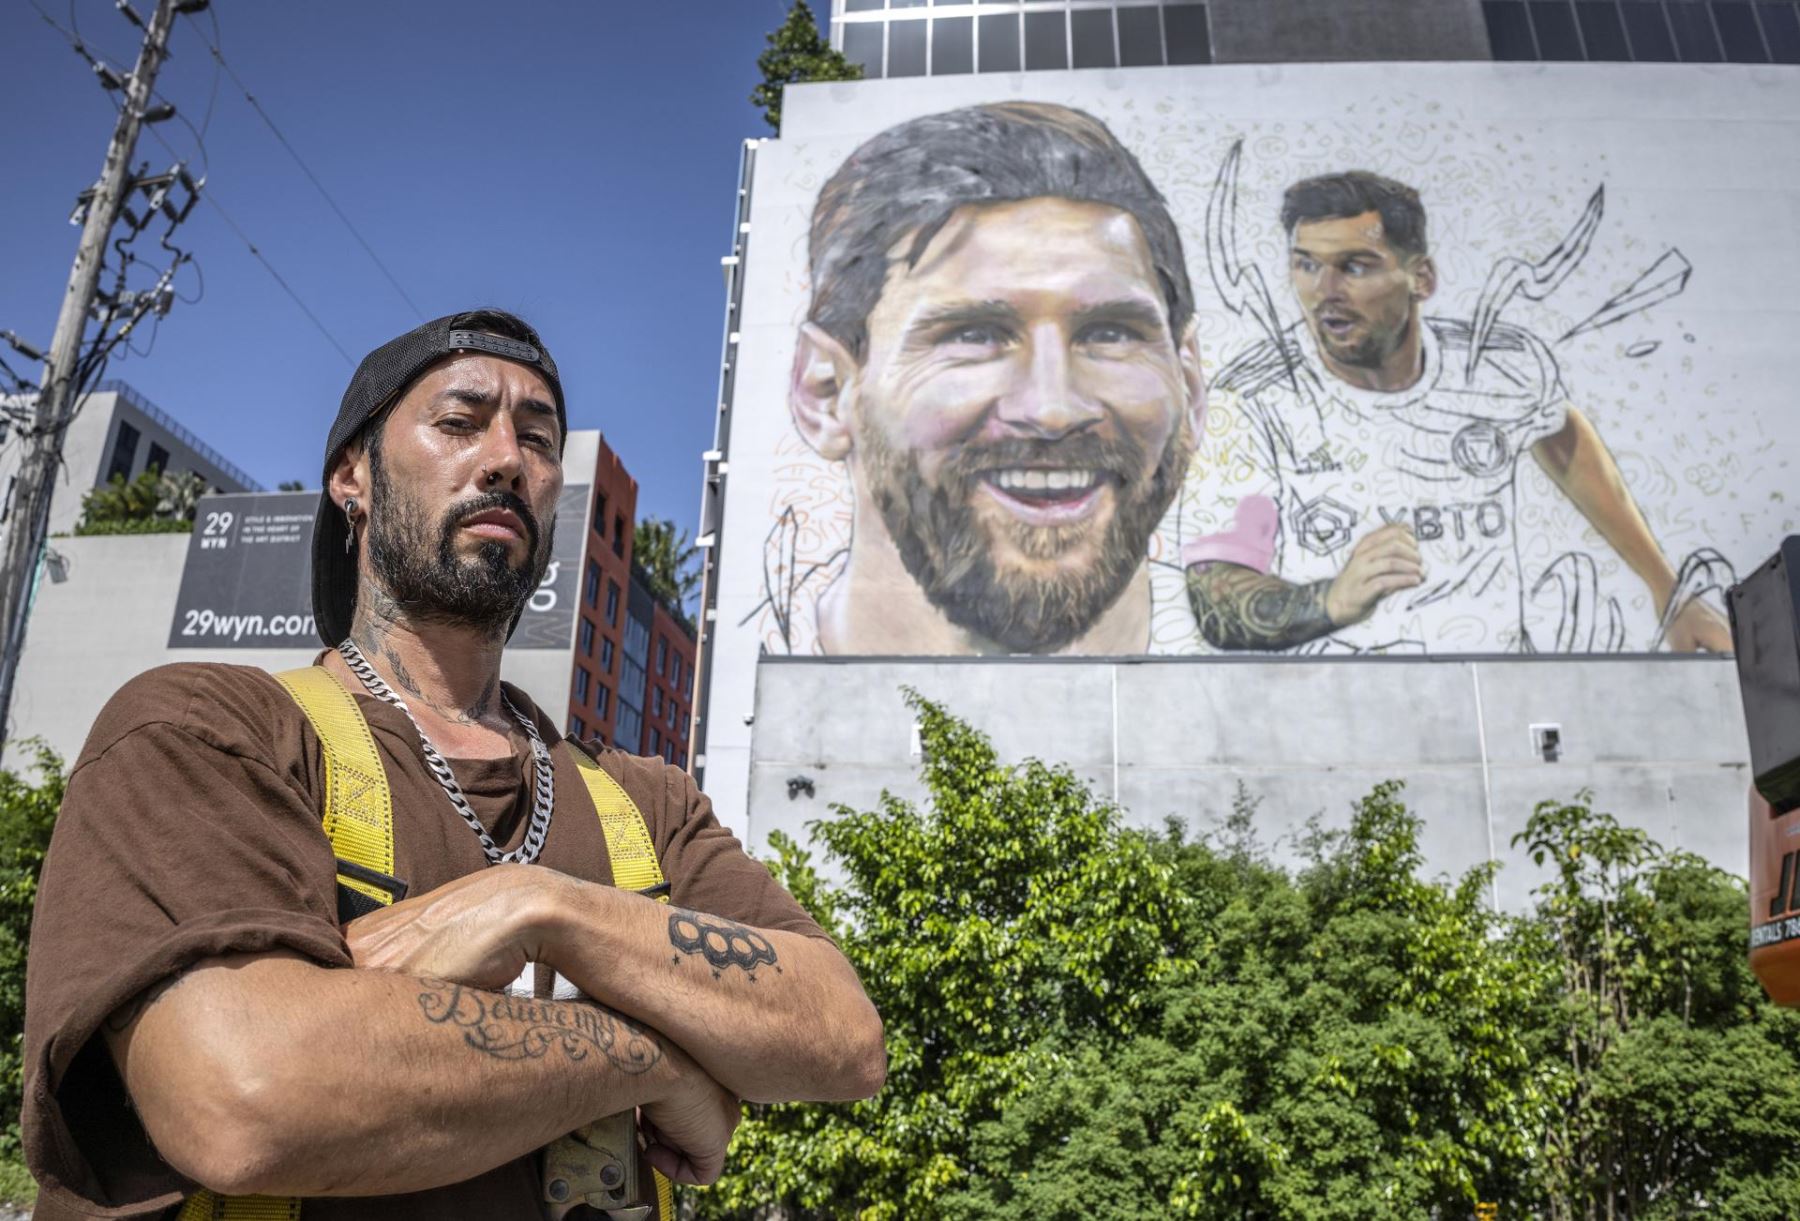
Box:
[700,63,1799,812]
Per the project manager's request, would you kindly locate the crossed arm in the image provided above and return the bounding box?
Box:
[102,865,885,1198]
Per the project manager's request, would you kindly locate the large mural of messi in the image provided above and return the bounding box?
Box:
[741,84,1781,658]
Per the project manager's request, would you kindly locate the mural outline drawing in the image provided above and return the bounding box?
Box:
[1188,143,1733,655]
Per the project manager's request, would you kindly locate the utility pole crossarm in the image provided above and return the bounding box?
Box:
[0,0,181,750]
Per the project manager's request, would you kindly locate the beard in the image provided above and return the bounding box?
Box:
[1312,308,1411,372]
[365,453,553,639]
[859,420,1192,654]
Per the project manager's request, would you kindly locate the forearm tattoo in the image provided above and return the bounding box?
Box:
[417,981,661,1074]
[667,908,780,982]
[1187,564,1335,651]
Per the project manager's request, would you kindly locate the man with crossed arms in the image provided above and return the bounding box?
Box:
[22,310,885,1218]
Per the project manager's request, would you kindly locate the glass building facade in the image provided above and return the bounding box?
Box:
[831,0,1213,77]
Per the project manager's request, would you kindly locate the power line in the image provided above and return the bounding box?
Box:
[182,9,426,320]
[199,189,356,367]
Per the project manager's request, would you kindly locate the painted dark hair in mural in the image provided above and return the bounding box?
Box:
[806,102,1196,358]
[1280,171,1429,259]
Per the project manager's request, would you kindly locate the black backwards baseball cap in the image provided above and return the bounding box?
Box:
[311,310,566,647]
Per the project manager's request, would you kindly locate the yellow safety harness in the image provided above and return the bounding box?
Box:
[177,666,675,1221]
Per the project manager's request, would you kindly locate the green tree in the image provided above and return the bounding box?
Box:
[633,517,700,611]
[0,742,65,1160]
[752,1,862,133]
[74,469,207,536]
[1516,795,1800,1217]
[698,696,1800,1219]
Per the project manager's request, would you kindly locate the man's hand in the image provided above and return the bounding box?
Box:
[344,863,566,991]
[1325,523,1425,627]
[1663,597,1732,652]
[639,1056,742,1185]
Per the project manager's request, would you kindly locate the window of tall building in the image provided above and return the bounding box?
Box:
[605,580,621,626]
[1163,3,1211,63]
[1024,10,1068,67]
[595,684,610,718]
[106,421,141,484]
[574,667,590,705]
[613,516,626,558]
[584,561,600,607]
[655,637,667,676]
[1485,0,1797,61]
[624,614,651,665]
[601,636,615,674]
[651,728,662,755]
[839,3,1211,76]
[935,15,974,72]
[616,703,643,754]
[891,16,928,74]
[578,617,595,656]
[979,12,1022,70]
[670,655,682,690]
[1072,8,1117,66]
[652,687,663,718]
[146,442,170,474]
[592,491,608,537]
[678,749,687,770]
[570,714,586,740]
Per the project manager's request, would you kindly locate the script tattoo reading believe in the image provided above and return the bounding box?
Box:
[417,981,661,1074]
[668,909,780,981]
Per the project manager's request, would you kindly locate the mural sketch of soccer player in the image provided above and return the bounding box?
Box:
[1187,152,1731,654]
[779,103,1205,654]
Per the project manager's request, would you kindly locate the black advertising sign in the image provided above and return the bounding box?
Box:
[168,486,587,650]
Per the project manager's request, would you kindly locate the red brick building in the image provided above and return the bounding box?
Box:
[560,438,697,767]
[564,438,637,749]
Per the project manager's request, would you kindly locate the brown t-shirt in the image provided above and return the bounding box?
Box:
[22,662,824,1220]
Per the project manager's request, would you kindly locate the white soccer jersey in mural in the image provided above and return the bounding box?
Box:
[1210,317,1570,653]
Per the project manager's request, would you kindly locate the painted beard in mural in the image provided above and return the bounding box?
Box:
[366,445,553,637]
[858,417,1193,653]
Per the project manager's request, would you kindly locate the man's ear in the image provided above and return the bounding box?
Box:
[1178,318,1208,440]
[1410,255,1438,303]
[790,322,859,462]
[327,441,369,514]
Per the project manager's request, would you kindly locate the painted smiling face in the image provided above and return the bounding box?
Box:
[849,198,1200,651]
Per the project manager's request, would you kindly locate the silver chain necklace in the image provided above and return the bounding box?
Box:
[337,638,554,866]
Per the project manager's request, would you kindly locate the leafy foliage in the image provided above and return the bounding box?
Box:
[0,743,65,1163]
[633,517,700,613]
[74,469,207,535]
[752,1,862,133]
[276,480,306,492]
[699,697,1800,1219]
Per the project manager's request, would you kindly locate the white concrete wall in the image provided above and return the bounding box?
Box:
[746,655,1750,911]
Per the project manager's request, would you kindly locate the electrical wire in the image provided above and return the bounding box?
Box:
[180,7,426,320]
[199,192,356,366]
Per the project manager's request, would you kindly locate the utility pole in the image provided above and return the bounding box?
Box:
[0,0,180,750]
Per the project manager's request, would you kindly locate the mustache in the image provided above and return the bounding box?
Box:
[441,489,542,552]
[939,432,1148,486]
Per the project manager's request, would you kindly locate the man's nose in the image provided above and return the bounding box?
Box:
[994,328,1105,438]
[476,414,526,489]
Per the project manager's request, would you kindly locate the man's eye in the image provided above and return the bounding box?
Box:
[942,324,1005,347]
[1294,257,1317,274]
[1078,322,1143,346]
[524,432,556,449]
[440,416,477,432]
[1344,262,1370,277]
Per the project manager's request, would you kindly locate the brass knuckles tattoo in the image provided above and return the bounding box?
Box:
[668,909,780,981]
[417,981,661,1074]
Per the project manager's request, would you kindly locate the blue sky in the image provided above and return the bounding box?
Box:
[0,0,811,534]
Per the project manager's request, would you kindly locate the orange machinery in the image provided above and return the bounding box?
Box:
[1728,536,1800,1007]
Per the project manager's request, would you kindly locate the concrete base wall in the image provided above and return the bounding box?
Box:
[1208,0,1491,63]
[746,656,1749,911]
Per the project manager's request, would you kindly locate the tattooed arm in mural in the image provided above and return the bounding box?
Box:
[345,863,887,1105]
[1187,522,1425,649]
[1530,407,1730,652]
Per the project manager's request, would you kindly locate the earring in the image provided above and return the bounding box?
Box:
[344,498,358,555]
